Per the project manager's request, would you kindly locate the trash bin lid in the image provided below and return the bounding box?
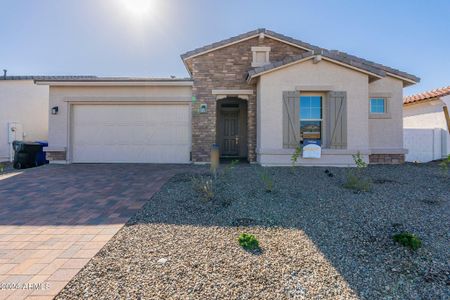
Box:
[35,141,49,147]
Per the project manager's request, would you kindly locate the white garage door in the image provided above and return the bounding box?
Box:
[71,104,190,163]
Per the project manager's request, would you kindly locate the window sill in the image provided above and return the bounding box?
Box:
[369,113,391,119]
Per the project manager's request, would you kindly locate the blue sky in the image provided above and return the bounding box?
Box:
[1,0,449,95]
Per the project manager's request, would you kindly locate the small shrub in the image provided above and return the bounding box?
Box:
[344,151,372,192]
[393,232,422,250]
[343,173,372,192]
[191,175,214,201]
[221,159,239,177]
[352,152,367,169]
[291,146,302,167]
[439,154,450,172]
[259,169,274,192]
[238,233,260,250]
[0,162,4,173]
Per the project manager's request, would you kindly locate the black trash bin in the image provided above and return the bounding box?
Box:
[12,141,44,169]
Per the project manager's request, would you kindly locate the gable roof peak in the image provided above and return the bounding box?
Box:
[180,28,419,85]
[180,28,272,60]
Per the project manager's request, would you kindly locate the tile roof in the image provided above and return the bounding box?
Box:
[247,49,388,79]
[1,76,193,82]
[33,77,193,82]
[0,75,97,81]
[180,29,266,60]
[403,86,450,105]
[181,28,419,84]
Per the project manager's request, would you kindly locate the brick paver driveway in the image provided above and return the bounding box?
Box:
[0,164,184,300]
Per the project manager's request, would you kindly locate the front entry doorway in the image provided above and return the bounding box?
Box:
[222,110,240,156]
[216,97,248,159]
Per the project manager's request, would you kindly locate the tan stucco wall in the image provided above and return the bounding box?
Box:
[256,59,371,166]
[0,80,49,161]
[48,85,192,162]
[368,76,405,152]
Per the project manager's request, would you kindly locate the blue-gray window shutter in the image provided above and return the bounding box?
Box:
[283,91,301,148]
[326,91,347,149]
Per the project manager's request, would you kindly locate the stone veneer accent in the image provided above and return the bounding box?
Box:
[185,36,307,162]
[369,154,405,164]
[45,151,66,161]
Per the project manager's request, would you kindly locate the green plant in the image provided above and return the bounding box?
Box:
[221,159,240,177]
[344,152,372,192]
[439,154,450,172]
[238,233,260,250]
[259,169,274,192]
[0,162,4,173]
[191,175,214,201]
[352,151,367,169]
[291,146,302,167]
[393,232,422,250]
[343,173,372,192]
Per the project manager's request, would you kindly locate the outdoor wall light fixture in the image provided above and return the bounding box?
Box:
[51,106,59,115]
[199,103,207,113]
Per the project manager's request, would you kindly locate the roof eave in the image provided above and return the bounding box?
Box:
[403,97,440,106]
[181,33,262,62]
[246,56,315,83]
[247,55,385,83]
[34,80,194,87]
[180,55,193,77]
[385,72,419,87]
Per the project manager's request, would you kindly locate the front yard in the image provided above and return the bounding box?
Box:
[57,162,449,299]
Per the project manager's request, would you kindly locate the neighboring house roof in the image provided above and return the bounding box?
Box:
[403,86,450,105]
[34,77,193,82]
[181,28,420,85]
[3,75,192,83]
[0,75,97,81]
[34,77,194,86]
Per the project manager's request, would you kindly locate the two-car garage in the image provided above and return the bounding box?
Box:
[71,104,191,163]
[37,78,193,164]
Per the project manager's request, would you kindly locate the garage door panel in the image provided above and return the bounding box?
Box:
[74,125,189,146]
[72,104,190,163]
[73,145,190,163]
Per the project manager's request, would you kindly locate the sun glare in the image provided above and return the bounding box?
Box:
[120,0,154,17]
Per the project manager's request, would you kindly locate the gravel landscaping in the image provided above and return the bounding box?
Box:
[57,162,449,299]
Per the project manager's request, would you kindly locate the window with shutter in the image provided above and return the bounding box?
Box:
[282,91,300,148]
[326,91,347,149]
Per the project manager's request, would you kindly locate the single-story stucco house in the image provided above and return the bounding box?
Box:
[35,28,420,166]
[403,86,450,162]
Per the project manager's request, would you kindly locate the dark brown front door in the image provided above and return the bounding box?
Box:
[222,111,240,156]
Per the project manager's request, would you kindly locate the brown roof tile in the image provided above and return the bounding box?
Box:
[247,49,387,80]
[403,86,450,105]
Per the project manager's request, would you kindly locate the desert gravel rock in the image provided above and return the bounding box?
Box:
[57,162,449,299]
